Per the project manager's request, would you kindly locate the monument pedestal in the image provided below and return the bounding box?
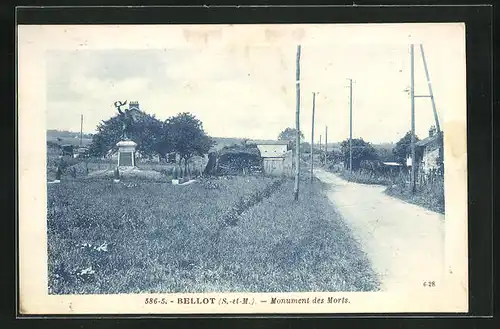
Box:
[87,139,162,180]
[116,140,137,168]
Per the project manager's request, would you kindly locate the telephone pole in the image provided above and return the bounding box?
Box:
[325,126,328,165]
[294,45,301,201]
[80,114,84,146]
[310,92,316,182]
[419,44,441,133]
[410,44,416,193]
[419,44,443,174]
[348,78,353,172]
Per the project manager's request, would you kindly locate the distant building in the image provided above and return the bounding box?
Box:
[61,144,74,157]
[73,146,89,158]
[382,162,402,167]
[416,126,443,174]
[249,140,293,176]
[406,126,443,175]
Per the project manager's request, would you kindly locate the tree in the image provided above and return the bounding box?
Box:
[300,142,311,154]
[393,131,421,165]
[375,145,397,162]
[326,150,336,162]
[278,127,304,150]
[88,111,164,158]
[164,112,215,174]
[339,138,378,171]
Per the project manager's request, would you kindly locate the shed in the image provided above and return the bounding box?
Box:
[249,140,292,176]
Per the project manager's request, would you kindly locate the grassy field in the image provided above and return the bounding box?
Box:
[47,175,379,294]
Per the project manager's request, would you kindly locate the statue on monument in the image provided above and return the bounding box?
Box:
[114,100,134,140]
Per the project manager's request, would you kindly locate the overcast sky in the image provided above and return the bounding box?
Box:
[43,24,465,144]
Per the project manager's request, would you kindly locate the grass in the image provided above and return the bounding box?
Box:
[217,179,379,292]
[45,149,196,182]
[47,175,379,294]
[336,168,396,186]
[385,179,445,214]
[326,165,445,214]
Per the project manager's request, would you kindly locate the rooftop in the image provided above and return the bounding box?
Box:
[382,162,402,167]
[248,140,290,145]
[415,134,440,147]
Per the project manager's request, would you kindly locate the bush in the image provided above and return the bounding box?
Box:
[385,175,444,214]
[338,169,393,186]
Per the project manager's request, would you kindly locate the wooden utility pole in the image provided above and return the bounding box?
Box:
[325,126,328,164]
[419,44,443,174]
[410,44,416,193]
[80,114,84,146]
[294,45,301,201]
[310,92,316,182]
[348,78,353,172]
[419,44,441,133]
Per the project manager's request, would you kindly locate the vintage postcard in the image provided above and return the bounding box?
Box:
[17,23,468,315]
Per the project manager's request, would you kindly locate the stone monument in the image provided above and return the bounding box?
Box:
[114,100,137,168]
[116,139,137,167]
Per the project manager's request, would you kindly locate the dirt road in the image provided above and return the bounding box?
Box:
[314,168,445,292]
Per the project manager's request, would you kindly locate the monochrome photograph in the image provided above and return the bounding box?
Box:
[17,23,468,314]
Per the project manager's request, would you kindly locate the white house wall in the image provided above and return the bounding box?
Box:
[256,144,288,158]
[422,148,440,172]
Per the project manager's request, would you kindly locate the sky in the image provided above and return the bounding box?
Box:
[42,24,466,144]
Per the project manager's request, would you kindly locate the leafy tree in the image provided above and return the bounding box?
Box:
[339,138,378,171]
[375,145,397,162]
[393,131,421,165]
[278,127,305,151]
[300,142,311,154]
[88,111,164,158]
[164,112,215,174]
[326,150,336,162]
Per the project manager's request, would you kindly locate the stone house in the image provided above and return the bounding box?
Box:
[416,126,443,174]
[406,126,444,175]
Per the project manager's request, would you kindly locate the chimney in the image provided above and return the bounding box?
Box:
[429,126,436,137]
[129,101,140,111]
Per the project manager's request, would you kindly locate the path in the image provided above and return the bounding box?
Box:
[314,168,445,292]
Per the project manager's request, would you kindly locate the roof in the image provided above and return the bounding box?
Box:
[218,146,261,157]
[415,134,440,147]
[382,162,402,167]
[248,140,290,146]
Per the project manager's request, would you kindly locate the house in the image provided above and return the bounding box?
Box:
[127,101,145,121]
[73,146,89,158]
[249,140,292,176]
[416,126,443,174]
[406,126,443,175]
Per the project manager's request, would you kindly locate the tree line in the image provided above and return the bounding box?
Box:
[277,127,433,171]
[88,111,215,171]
